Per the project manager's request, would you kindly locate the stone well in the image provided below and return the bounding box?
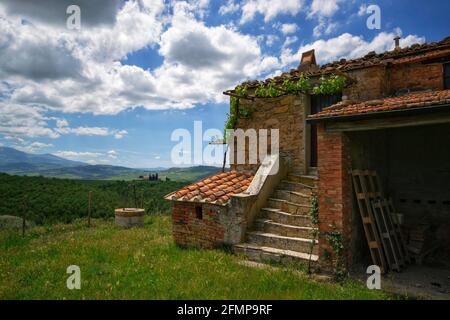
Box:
[114,208,145,228]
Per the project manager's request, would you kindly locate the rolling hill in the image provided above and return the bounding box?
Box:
[0,147,83,173]
[0,147,221,181]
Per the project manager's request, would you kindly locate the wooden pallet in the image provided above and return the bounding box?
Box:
[387,198,411,264]
[351,170,387,273]
[369,172,410,267]
[371,199,404,271]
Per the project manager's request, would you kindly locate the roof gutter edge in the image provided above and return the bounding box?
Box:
[306,103,450,123]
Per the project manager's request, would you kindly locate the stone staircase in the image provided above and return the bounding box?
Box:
[234,173,319,266]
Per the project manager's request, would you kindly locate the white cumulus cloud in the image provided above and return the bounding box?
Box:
[15,141,54,154]
[240,0,305,24]
[219,0,240,15]
[308,0,343,18]
[281,23,299,35]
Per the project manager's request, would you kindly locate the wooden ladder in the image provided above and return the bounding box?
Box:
[351,170,387,273]
[387,198,411,264]
[371,199,404,271]
[368,171,410,267]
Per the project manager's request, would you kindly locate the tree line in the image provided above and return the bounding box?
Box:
[0,173,185,225]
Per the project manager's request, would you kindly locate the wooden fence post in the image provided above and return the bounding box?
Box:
[22,200,27,237]
[133,184,137,208]
[88,191,92,227]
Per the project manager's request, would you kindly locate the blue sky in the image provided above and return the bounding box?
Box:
[0,0,449,168]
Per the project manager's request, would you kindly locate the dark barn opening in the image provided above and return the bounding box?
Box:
[348,123,450,296]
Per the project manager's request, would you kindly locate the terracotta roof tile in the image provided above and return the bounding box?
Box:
[177,190,189,197]
[165,171,254,206]
[236,36,450,89]
[307,89,450,120]
[392,48,450,65]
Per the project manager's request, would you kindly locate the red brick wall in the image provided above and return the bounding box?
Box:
[172,202,226,249]
[344,63,445,102]
[317,123,353,268]
[389,63,444,93]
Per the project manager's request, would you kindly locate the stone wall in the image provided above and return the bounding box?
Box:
[231,94,308,173]
[344,66,388,101]
[172,202,227,249]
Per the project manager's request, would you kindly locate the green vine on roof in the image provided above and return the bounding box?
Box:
[255,81,283,98]
[223,74,346,138]
[285,76,312,95]
[255,74,346,98]
[312,74,346,95]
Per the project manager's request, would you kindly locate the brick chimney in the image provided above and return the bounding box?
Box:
[300,49,316,66]
[394,36,401,50]
[298,49,318,72]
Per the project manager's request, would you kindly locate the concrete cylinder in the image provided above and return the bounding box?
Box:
[114,208,145,228]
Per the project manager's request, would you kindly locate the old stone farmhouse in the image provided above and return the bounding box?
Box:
[165,36,450,275]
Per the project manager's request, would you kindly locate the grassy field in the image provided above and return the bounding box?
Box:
[0,214,399,300]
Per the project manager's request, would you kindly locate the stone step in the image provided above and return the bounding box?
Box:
[234,243,319,266]
[272,189,312,206]
[261,208,313,227]
[267,198,311,215]
[278,180,315,194]
[255,219,317,239]
[247,231,319,255]
[287,174,318,188]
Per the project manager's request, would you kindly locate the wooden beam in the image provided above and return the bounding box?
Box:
[223,91,255,101]
[326,112,450,132]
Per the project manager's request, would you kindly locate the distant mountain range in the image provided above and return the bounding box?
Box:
[0,147,84,173]
[0,147,220,181]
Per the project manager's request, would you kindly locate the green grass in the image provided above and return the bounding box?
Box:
[0,215,399,300]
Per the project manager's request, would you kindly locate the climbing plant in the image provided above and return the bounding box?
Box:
[224,85,252,141]
[325,225,346,281]
[307,194,319,274]
[308,195,319,226]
